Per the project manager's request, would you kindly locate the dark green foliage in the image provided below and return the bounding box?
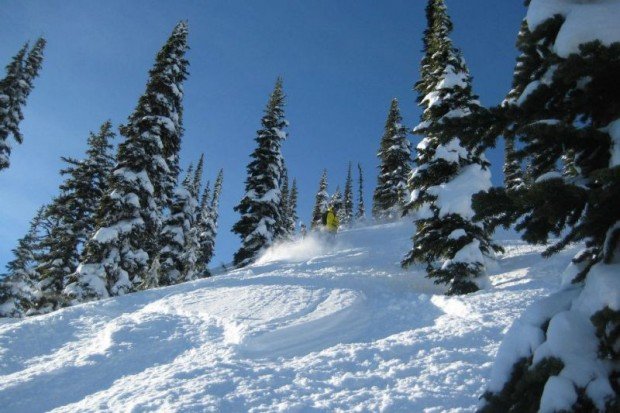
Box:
[311,169,329,229]
[0,38,46,171]
[0,206,47,317]
[479,7,620,411]
[372,99,411,220]
[275,165,291,241]
[65,22,189,301]
[343,163,354,226]
[196,168,223,276]
[480,357,564,413]
[288,178,299,235]
[233,78,288,267]
[356,163,365,220]
[404,0,496,295]
[36,121,115,312]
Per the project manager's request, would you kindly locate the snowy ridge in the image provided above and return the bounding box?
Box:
[0,222,580,412]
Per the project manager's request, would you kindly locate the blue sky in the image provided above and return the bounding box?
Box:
[0,0,526,269]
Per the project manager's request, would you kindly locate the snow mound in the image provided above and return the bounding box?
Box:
[0,222,581,412]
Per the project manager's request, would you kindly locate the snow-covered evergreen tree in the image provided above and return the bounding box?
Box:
[0,38,46,171]
[192,153,205,197]
[402,0,496,295]
[36,121,115,312]
[342,163,354,227]
[232,78,288,267]
[159,166,198,285]
[481,1,620,411]
[356,163,365,220]
[64,22,189,302]
[0,206,46,317]
[311,169,329,229]
[288,178,298,235]
[331,186,345,224]
[372,99,411,221]
[197,169,223,276]
[275,165,291,241]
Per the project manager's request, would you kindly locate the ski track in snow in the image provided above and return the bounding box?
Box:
[0,222,580,412]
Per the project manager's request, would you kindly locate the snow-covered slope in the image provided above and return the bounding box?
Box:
[0,222,580,412]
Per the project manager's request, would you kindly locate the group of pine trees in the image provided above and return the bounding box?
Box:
[310,162,366,230]
[0,22,224,318]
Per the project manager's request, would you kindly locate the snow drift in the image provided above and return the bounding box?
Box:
[0,222,580,412]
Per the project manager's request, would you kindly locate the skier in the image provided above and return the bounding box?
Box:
[323,202,340,243]
[300,223,307,239]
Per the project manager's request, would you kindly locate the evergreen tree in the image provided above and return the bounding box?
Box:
[197,169,223,275]
[159,166,198,285]
[0,206,46,317]
[402,0,497,295]
[232,78,288,267]
[64,22,189,302]
[196,181,211,275]
[331,186,345,223]
[288,178,299,235]
[356,163,366,220]
[192,153,205,198]
[372,99,412,220]
[342,162,354,227]
[0,38,46,171]
[276,165,291,241]
[480,3,620,411]
[36,121,115,312]
[311,169,329,229]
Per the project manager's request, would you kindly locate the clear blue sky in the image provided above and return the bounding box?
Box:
[0,0,526,270]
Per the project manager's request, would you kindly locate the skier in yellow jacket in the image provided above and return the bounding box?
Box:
[323,203,340,242]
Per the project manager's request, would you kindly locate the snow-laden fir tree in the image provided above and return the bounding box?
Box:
[159,165,199,285]
[0,206,46,317]
[275,165,291,241]
[64,22,189,302]
[342,163,354,227]
[331,186,346,224]
[480,1,620,411]
[372,99,412,220]
[197,169,223,276]
[356,163,365,220]
[0,38,46,171]
[288,178,298,235]
[36,121,115,312]
[402,0,496,295]
[311,169,329,229]
[232,78,288,267]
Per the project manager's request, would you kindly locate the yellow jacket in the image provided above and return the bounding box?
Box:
[326,208,339,232]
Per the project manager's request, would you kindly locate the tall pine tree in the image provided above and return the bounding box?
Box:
[232,78,288,267]
[288,178,299,235]
[197,169,224,275]
[36,121,115,312]
[356,163,366,220]
[372,99,412,220]
[402,0,497,295]
[480,2,620,410]
[65,22,189,302]
[159,166,199,285]
[311,169,329,229]
[0,38,46,171]
[275,165,291,241]
[342,162,354,227]
[0,206,46,317]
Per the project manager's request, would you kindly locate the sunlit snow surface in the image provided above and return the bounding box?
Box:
[0,222,580,412]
